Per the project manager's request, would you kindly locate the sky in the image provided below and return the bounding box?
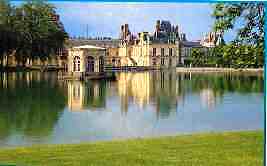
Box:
[53,2,216,41]
[12,1,235,41]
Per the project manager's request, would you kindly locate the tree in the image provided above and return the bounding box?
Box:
[190,48,206,67]
[15,0,68,66]
[212,2,264,68]
[0,0,19,68]
[0,0,68,68]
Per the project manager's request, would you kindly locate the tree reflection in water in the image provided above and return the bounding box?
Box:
[0,72,66,143]
[0,71,263,147]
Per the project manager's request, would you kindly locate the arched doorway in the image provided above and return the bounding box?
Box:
[73,56,80,72]
[86,56,94,72]
[99,56,104,72]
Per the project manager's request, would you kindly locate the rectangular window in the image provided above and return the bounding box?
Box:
[161,48,164,57]
[152,48,156,56]
[161,58,164,65]
[169,48,172,56]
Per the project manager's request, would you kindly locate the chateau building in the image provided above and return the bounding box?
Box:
[115,20,181,68]
[68,45,105,76]
[66,20,221,69]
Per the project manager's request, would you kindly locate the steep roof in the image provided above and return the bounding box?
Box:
[67,39,120,48]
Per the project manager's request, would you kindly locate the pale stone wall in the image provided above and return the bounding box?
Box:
[148,43,178,68]
[68,48,105,74]
[68,49,85,73]
[129,42,178,68]
[106,47,120,67]
[118,45,132,66]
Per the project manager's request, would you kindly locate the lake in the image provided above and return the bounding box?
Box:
[0,70,264,147]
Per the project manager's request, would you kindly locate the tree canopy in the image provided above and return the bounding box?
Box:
[189,2,264,68]
[213,3,264,46]
[0,0,68,67]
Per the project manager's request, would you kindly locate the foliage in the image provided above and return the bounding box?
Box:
[189,48,206,66]
[213,3,264,45]
[189,48,219,67]
[0,0,68,68]
[211,2,264,68]
[208,44,261,68]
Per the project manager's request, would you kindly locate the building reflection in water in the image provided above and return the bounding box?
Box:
[200,89,216,111]
[65,71,263,116]
[0,71,263,146]
[116,70,182,119]
[66,71,182,118]
[68,81,85,111]
[67,80,106,112]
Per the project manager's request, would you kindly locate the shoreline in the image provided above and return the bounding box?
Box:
[0,66,264,73]
[0,130,263,166]
[176,67,264,73]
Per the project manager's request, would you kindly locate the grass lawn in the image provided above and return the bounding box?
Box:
[0,130,264,166]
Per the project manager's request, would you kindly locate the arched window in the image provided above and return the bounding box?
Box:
[87,56,94,72]
[73,56,80,72]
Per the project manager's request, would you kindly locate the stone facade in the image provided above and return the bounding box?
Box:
[115,20,181,68]
[68,45,106,75]
[66,22,221,68]
[129,40,178,68]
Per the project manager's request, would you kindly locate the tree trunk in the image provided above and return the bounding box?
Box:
[0,56,3,70]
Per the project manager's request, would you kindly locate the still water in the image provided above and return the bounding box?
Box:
[0,71,264,147]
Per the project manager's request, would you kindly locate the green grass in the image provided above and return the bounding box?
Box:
[0,130,264,166]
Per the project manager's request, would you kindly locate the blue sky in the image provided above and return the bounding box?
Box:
[53,2,216,40]
[13,1,235,41]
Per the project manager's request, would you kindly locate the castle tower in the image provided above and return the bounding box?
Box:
[154,20,161,38]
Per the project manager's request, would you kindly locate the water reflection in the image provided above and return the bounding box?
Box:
[68,80,106,111]
[116,71,179,118]
[0,71,264,147]
[0,72,66,146]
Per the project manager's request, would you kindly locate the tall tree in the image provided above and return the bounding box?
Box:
[15,0,68,66]
[212,2,264,67]
[0,0,19,68]
[0,0,68,68]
